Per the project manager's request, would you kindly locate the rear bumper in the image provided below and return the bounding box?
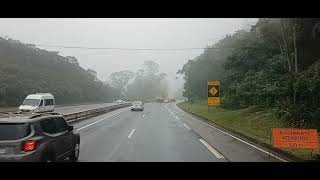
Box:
[0,151,40,162]
[131,108,143,111]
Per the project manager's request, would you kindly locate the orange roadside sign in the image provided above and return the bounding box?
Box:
[272,128,319,149]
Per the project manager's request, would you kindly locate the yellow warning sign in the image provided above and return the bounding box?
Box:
[208,81,220,106]
[209,86,218,97]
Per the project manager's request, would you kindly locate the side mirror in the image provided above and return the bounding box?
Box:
[68,126,74,131]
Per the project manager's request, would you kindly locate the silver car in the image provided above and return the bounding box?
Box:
[131,101,144,111]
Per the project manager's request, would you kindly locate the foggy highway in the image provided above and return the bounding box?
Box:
[71,102,284,162]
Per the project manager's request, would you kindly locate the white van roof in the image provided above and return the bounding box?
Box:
[35,93,52,95]
[26,93,54,99]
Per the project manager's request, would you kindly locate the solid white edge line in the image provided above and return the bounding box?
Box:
[165,104,180,120]
[76,108,129,131]
[187,114,288,162]
[183,123,191,130]
[199,139,224,159]
[128,129,136,139]
[171,104,288,162]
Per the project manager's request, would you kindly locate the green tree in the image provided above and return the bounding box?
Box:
[109,70,134,96]
[126,61,168,102]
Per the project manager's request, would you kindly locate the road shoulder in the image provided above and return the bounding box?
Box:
[167,102,302,162]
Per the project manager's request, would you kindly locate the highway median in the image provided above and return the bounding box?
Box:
[177,100,320,161]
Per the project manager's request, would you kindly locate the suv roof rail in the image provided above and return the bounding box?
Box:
[45,112,60,115]
[29,112,60,119]
[29,114,43,119]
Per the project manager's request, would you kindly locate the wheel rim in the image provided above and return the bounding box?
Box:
[74,144,80,158]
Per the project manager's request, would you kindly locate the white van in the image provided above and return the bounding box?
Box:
[18,93,55,113]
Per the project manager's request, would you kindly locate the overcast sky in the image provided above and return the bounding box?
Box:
[0,18,257,95]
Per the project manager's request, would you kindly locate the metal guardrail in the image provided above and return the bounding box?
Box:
[63,103,132,123]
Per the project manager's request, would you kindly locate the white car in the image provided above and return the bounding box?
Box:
[131,101,144,111]
[115,99,123,103]
[18,93,55,113]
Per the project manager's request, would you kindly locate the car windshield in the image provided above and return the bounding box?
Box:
[1,18,319,162]
[21,99,40,106]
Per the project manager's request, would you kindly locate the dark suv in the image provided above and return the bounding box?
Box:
[0,112,80,162]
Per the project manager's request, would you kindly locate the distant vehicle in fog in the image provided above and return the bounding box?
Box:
[131,101,144,111]
[156,98,164,103]
[18,93,55,113]
[115,99,124,103]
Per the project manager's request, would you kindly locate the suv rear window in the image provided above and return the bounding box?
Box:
[40,118,57,134]
[0,123,31,141]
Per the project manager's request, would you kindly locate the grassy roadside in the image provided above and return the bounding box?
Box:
[177,100,319,161]
[0,107,18,113]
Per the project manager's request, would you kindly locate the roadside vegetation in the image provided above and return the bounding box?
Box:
[0,107,17,113]
[177,18,320,160]
[178,18,320,130]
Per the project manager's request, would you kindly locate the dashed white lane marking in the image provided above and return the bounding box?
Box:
[169,104,288,162]
[128,129,136,139]
[142,114,145,118]
[165,104,181,120]
[183,123,191,130]
[199,139,224,159]
[76,108,129,131]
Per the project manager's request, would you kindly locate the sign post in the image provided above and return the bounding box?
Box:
[207,81,220,107]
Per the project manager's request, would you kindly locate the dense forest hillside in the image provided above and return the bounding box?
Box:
[0,37,121,106]
[179,18,320,128]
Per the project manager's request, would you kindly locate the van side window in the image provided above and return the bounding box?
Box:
[44,99,49,106]
[39,100,43,107]
[44,99,54,106]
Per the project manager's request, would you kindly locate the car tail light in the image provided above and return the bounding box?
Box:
[23,141,37,151]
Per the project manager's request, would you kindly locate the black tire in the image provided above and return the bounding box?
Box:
[69,143,80,162]
[41,151,54,162]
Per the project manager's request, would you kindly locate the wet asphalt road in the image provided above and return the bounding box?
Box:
[71,102,282,162]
